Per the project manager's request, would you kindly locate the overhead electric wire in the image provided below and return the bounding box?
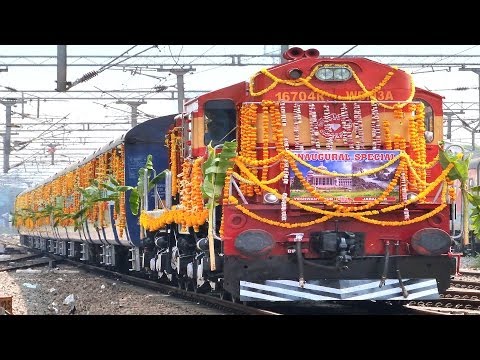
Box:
[97,45,138,72]
[187,47,281,78]
[92,101,152,119]
[412,45,480,74]
[13,113,70,151]
[186,45,217,65]
[92,86,156,118]
[337,45,358,57]
[168,45,183,67]
[68,45,157,90]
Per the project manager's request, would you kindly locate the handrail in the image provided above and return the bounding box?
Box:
[164,170,172,210]
[444,144,467,242]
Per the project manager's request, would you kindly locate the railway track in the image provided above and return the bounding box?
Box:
[0,251,55,272]
[407,268,480,315]
[42,254,430,315]
[0,253,44,264]
[257,300,421,315]
[4,241,279,315]
[459,269,480,276]
[44,254,278,316]
[7,240,480,315]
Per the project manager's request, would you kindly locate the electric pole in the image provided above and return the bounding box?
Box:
[56,45,68,92]
[46,143,59,165]
[459,68,480,151]
[157,68,196,113]
[0,99,20,173]
[444,110,465,141]
[115,100,147,127]
[280,45,289,64]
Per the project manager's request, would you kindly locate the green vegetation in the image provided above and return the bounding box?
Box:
[201,140,237,208]
[128,154,165,216]
[14,175,132,232]
[73,176,132,230]
[439,148,477,247]
[201,140,237,271]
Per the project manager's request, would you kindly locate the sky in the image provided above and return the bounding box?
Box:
[1,44,480,186]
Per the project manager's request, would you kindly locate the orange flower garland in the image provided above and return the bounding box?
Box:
[232,157,454,226]
[142,156,208,233]
[169,132,179,196]
[261,100,272,182]
[249,63,415,111]
[383,121,392,150]
[218,100,448,230]
[415,102,427,193]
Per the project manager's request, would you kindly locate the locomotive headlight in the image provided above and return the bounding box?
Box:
[333,67,352,81]
[315,66,351,81]
[264,192,279,204]
[316,67,334,81]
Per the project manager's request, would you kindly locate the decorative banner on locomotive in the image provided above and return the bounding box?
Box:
[289,150,401,203]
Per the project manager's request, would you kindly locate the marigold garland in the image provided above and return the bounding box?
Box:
[249,63,415,110]
[140,208,209,232]
[15,96,443,234]
[169,132,179,196]
[383,120,392,150]
[231,157,454,224]
[261,100,272,182]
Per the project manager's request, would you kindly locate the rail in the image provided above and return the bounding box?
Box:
[46,254,277,316]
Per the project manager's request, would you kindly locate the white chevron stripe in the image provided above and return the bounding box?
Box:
[269,279,403,295]
[347,279,438,300]
[240,279,439,301]
[389,288,440,300]
[240,281,338,300]
[239,289,290,301]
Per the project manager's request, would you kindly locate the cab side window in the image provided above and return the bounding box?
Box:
[204,99,236,147]
[423,100,434,134]
[413,98,434,142]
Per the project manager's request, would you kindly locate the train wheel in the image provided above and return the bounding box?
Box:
[176,278,184,289]
[219,290,231,301]
[184,279,194,292]
[231,295,239,303]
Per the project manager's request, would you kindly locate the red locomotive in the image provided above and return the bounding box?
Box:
[15,47,456,302]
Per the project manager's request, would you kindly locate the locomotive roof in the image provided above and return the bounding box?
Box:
[185,54,443,106]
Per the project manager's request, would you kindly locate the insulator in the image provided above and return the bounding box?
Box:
[79,71,99,84]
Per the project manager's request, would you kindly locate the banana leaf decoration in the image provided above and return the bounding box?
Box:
[201,140,237,271]
[128,154,167,216]
[201,140,237,209]
[440,148,477,244]
[73,176,133,231]
[439,148,470,182]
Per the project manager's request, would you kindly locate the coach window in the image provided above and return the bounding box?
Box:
[204,99,236,147]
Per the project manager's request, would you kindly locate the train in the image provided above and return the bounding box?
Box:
[14,47,459,302]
